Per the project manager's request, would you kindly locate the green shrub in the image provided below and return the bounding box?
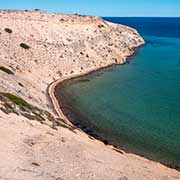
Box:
[0,66,14,74]
[4,28,12,33]
[3,93,30,107]
[18,82,24,87]
[20,43,30,49]
[0,92,76,131]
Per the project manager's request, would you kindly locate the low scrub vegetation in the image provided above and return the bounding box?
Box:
[0,92,76,132]
[4,28,12,33]
[3,93,30,107]
[0,66,14,74]
[20,43,30,49]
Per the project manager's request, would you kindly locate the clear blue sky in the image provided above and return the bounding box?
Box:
[1,0,180,17]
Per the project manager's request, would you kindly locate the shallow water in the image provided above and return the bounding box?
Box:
[57,18,180,169]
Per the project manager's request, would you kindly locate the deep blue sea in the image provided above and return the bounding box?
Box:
[56,18,180,169]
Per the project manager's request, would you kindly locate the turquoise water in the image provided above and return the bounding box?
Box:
[56,18,180,169]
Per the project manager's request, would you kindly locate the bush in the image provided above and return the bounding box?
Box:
[0,92,76,131]
[4,28,12,33]
[98,24,104,28]
[20,43,30,49]
[0,66,14,74]
[3,93,30,107]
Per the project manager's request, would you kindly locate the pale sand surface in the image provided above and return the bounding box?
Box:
[0,111,180,180]
[0,10,180,179]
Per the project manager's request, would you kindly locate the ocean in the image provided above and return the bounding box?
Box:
[57,17,180,169]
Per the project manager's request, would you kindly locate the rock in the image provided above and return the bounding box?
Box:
[56,178,64,180]
[118,176,128,180]
[31,162,40,166]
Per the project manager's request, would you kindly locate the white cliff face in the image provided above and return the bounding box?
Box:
[0,10,144,111]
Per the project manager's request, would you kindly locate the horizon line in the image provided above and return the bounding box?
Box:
[0,8,180,18]
[102,16,180,18]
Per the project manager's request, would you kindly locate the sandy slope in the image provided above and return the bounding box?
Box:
[1,111,180,180]
[0,10,179,180]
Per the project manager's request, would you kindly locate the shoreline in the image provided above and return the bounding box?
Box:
[47,42,143,124]
[48,39,145,123]
[48,43,180,171]
[48,62,122,124]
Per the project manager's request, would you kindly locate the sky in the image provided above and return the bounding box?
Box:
[0,0,180,17]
